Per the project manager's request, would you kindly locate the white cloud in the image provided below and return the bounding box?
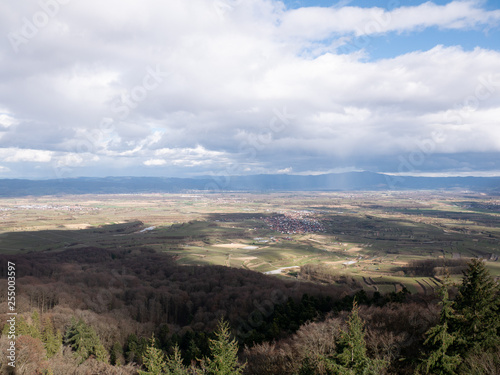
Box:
[0,111,18,129]
[149,146,231,168]
[387,170,500,177]
[278,1,500,40]
[277,167,292,174]
[55,153,91,168]
[1,148,53,162]
[0,0,499,177]
[144,158,167,166]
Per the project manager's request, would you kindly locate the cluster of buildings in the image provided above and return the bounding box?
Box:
[262,211,325,234]
[8,205,100,212]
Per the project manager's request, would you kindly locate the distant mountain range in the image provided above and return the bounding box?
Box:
[0,172,499,196]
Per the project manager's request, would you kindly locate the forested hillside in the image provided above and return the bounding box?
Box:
[0,248,498,374]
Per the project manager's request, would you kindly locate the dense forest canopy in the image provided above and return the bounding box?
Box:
[0,247,498,374]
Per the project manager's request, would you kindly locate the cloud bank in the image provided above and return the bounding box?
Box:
[0,0,499,178]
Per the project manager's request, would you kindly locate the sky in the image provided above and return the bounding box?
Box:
[0,0,499,179]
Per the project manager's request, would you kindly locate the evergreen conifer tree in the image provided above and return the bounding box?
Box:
[203,318,246,375]
[42,317,62,358]
[452,259,500,354]
[139,335,168,375]
[419,277,461,375]
[10,315,29,336]
[65,317,109,364]
[336,301,368,372]
[323,301,386,375]
[165,345,189,375]
[30,310,42,339]
[110,341,124,366]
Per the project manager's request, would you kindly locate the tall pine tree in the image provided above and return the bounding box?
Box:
[419,277,461,375]
[64,317,109,364]
[42,316,62,358]
[324,301,386,375]
[336,301,369,372]
[139,336,168,375]
[165,345,189,375]
[452,259,500,355]
[202,318,246,375]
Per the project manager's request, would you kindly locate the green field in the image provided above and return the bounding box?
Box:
[1,191,499,293]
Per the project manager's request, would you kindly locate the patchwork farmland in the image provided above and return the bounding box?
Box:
[0,191,499,294]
